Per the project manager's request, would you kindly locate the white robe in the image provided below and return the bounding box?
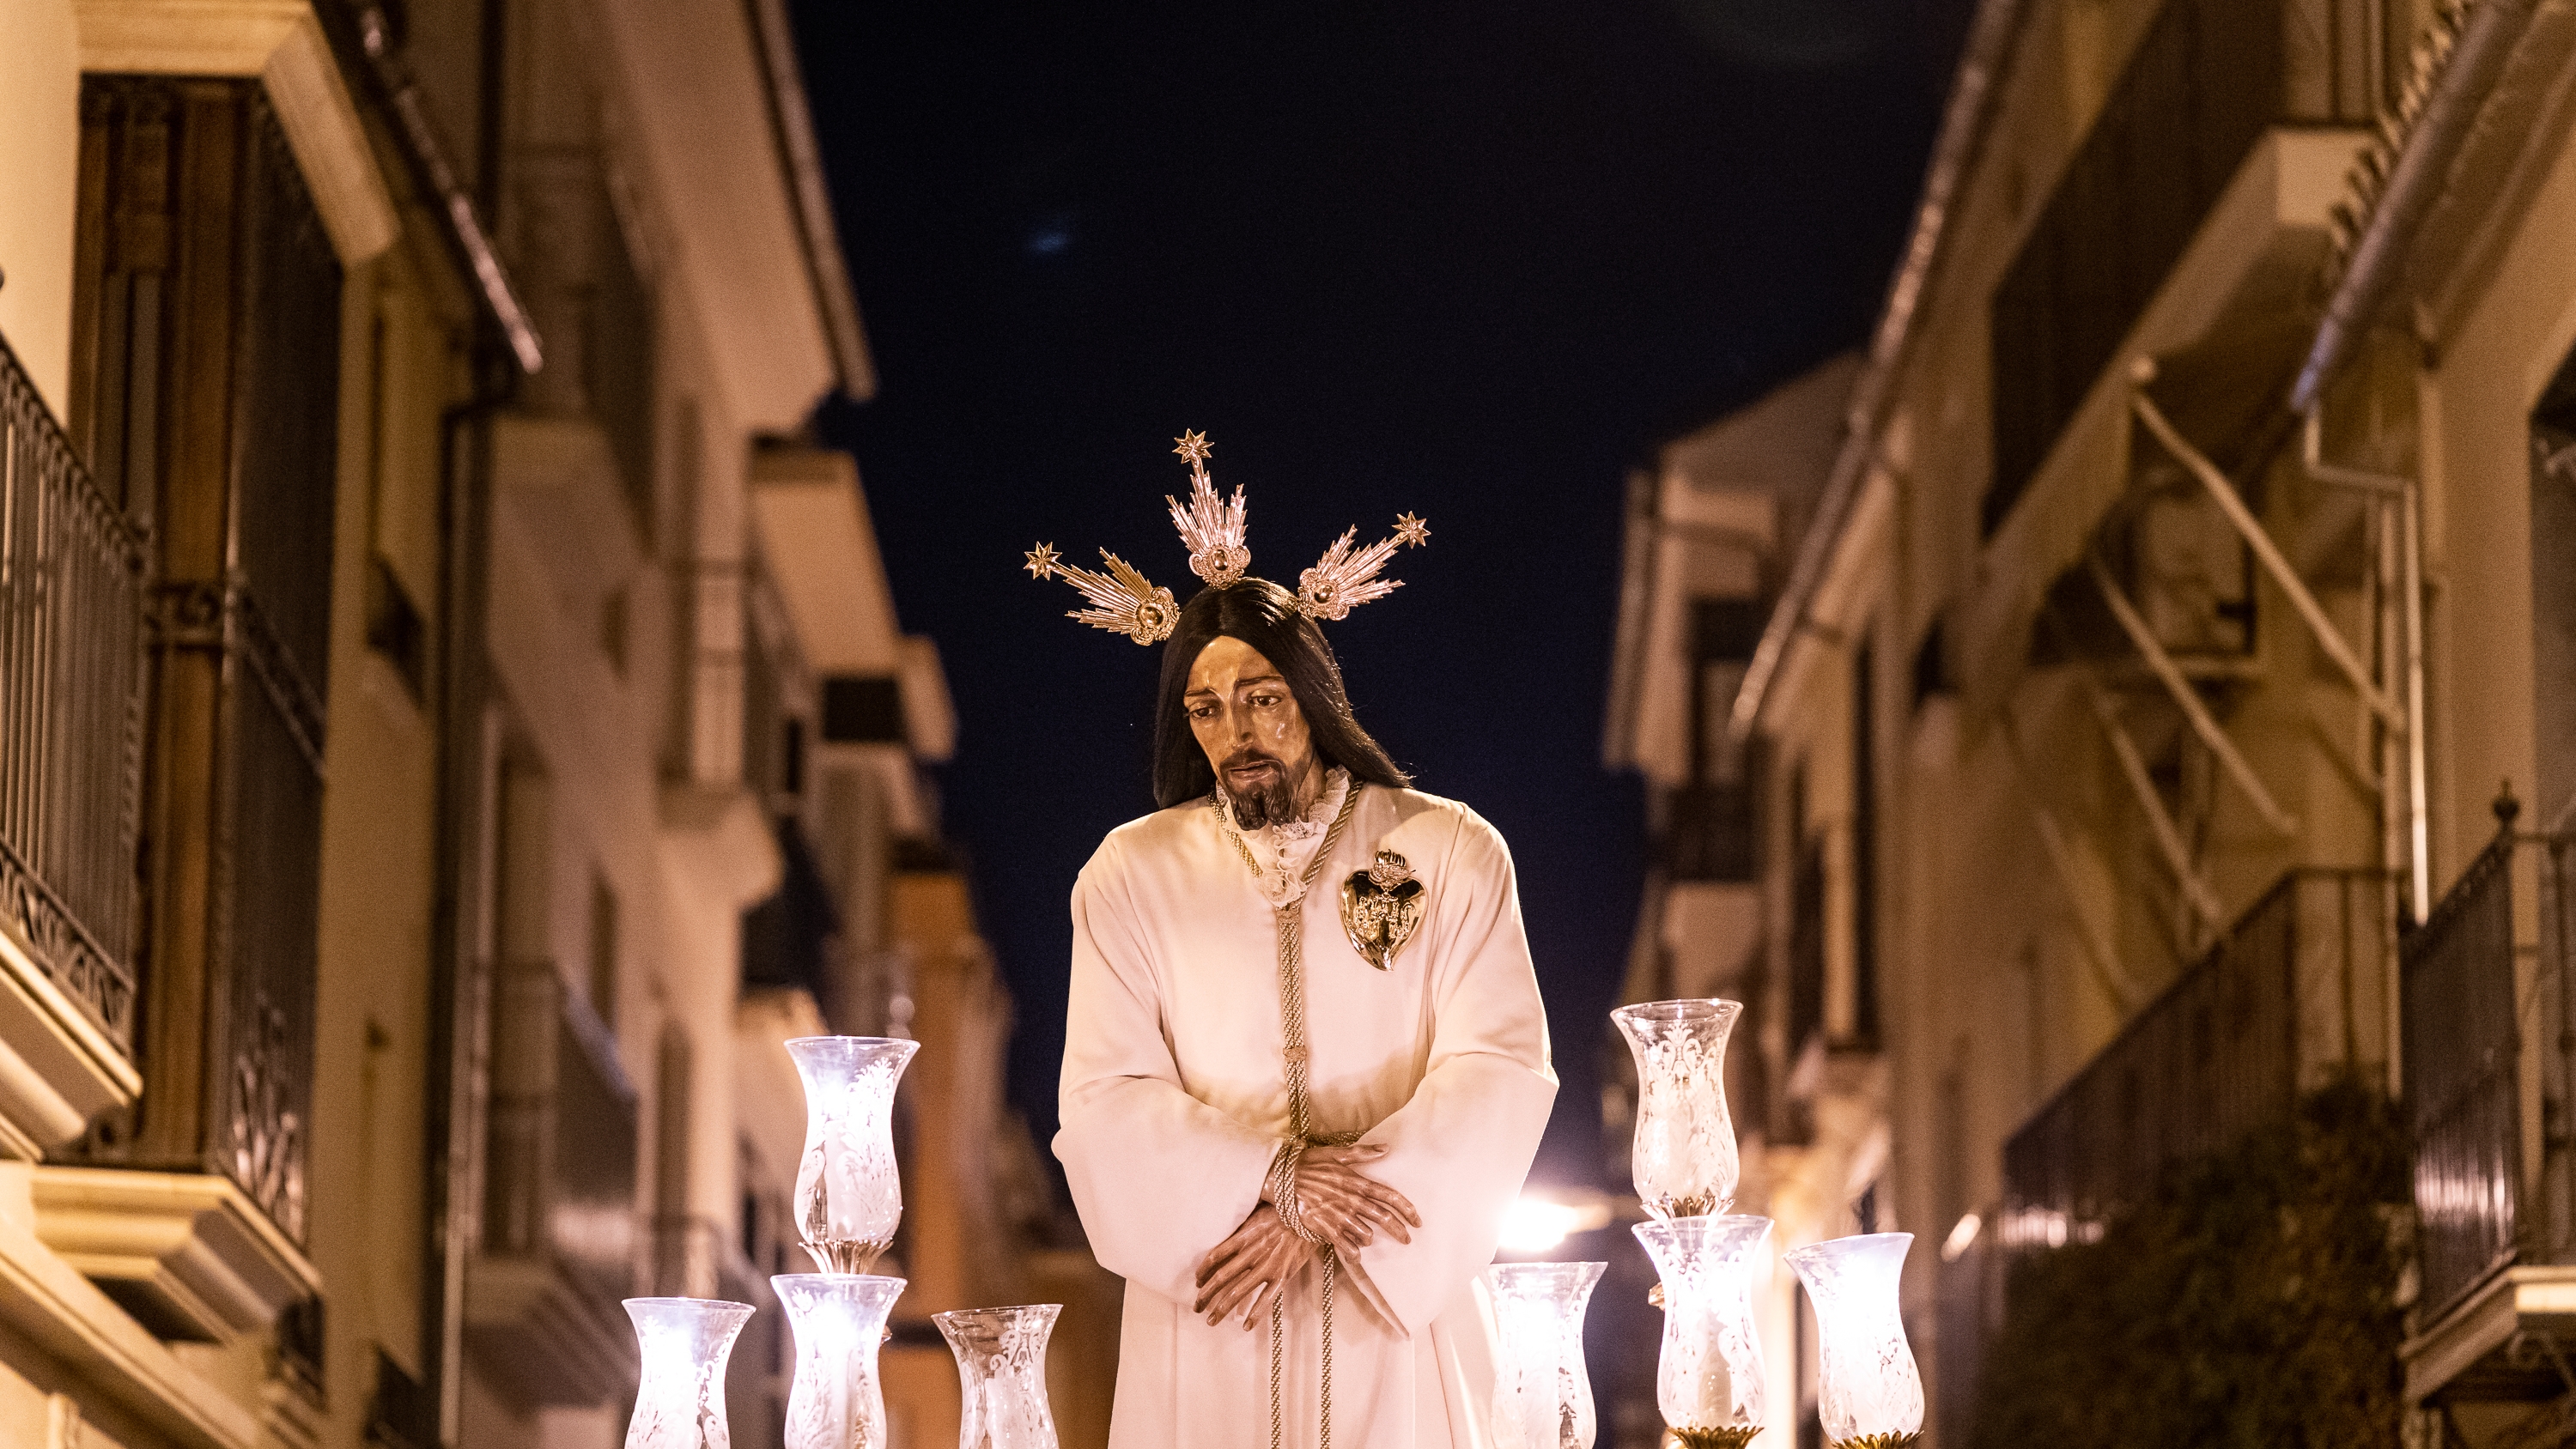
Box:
[1055,781,1558,1449]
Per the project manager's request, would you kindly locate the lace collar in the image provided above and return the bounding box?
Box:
[1216,768,1352,908]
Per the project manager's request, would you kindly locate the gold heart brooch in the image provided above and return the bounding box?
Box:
[1340,849,1425,970]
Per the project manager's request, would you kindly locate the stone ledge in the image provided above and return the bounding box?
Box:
[463,1253,637,1410]
[27,1167,319,1344]
[2405,1262,2576,1404]
[74,0,398,264]
[0,922,139,1159]
[0,1165,259,1449]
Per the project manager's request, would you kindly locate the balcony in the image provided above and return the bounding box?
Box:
[465,959,640,1409]
[1985,0,2383,536]
[2002,868,2395,1253]
[0,327,147,1148]
[2397,812,2576,1408]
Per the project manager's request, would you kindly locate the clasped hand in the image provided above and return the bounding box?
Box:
[1190,1143,1422,1329]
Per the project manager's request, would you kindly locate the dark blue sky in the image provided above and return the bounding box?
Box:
[789,0,1973,1192]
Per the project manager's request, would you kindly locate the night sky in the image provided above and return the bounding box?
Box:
[787,0,1975,1197]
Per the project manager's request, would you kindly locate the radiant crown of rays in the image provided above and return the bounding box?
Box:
[1024,430,1431,645]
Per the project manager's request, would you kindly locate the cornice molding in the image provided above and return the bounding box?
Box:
[0,1166,261,1449]
[28,1166,321,1344]
[74,0,398,264]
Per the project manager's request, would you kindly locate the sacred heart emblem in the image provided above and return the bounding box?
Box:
[1340,849,1425,970]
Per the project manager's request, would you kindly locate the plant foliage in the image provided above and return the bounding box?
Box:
[1970,1082,2411,1449]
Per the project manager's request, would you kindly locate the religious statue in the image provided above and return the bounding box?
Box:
[1034,433,1558,1449]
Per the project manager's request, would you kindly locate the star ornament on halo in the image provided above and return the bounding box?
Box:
[1024,428,1433,641]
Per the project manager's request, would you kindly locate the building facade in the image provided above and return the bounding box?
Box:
[1610,0,2576,1444]
[0,3,1098,1447]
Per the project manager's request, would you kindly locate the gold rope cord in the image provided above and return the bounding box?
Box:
[1215,783,1362,1449]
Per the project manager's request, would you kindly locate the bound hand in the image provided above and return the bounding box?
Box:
[1271,1143,1422,1251]
[1193,1205,1312,1329]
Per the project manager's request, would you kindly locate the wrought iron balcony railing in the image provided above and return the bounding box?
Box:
[470,959,640,1406]
[0,328,147,1050]
[2403,817,2552,1325]
[2002,868,2397,1253]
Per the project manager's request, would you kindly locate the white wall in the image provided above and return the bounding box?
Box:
[0,0,80,416]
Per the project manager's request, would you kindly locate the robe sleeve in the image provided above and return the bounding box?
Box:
[1342,811,1558,1337]
[1053,840,1280,1304]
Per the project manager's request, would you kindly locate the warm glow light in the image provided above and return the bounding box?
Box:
[1501,1197,1587,1253]
[1941,1211,1981,1262]
[1494,1194,1607,1251]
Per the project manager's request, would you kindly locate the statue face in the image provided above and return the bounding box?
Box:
[1184,635,1318,828]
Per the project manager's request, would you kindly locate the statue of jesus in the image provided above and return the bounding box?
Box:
[1037,435,1557,1449]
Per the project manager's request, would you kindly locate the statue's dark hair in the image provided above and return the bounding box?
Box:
[1150,579,1409,809]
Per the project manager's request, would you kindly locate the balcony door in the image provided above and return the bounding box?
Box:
[65,76,339,1248]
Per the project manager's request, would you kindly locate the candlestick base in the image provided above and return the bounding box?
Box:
[1669,1428,1761,1449]
[1827,1436,1922,1449]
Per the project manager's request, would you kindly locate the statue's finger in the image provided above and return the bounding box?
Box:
[1198,1249,1261,1309]
[1378,1186,1424,1226]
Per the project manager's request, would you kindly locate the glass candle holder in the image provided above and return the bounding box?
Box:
[933,1303,1063,1449]
[786,1035,920,1273]
[1783,1233,1924,1449]
[1632,1215,1771,1449]
[1485,1261,1607,1449]
[1611,1000,1742,1218]
[776,1273,908,1449]
[622,1296,756,1449]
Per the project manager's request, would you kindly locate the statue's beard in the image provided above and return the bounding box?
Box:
[1220,749,1304,831]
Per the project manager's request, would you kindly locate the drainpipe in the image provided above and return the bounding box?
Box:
[2300,411,2421,1100]
[2300,411,2428,926]
[2283,0,2537,1098]
[2283,0,2544,923]
[2289,0,2539,412]
[316,1,542,1439]
[1730,0,2031,741]
[424,365,508,1447]
[329,0,546,375]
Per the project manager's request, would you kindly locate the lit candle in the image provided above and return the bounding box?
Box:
[1783,1233,1925,1449]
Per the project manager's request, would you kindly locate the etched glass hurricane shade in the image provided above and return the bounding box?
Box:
[1612,999,1742,1218]
[935,1303,1062,1449]
[1485,1261,1607,1449]
[775,1273,908,1449]
[786,1035,919,1273]
[622,1296,755,1449]
[1784,1234,1925,1448]
[1633,1215,1771,1445]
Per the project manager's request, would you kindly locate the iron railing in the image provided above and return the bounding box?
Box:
[483,960,639,1306]
[2403,826,2527,1323]
[467,959,641,1408]
[2002,869,2396,1252]
[0,329,146,1047]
